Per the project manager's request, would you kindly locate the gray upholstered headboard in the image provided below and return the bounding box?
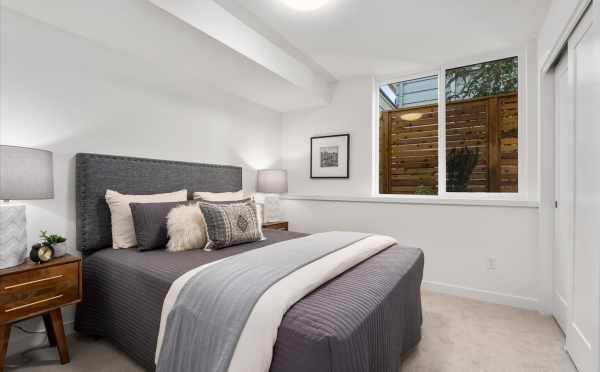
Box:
[76,153,242,255]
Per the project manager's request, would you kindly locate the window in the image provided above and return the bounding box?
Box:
[445,57,518,193]
[379,76,438,111]
[379,56,519,195]
[379,75,439,195]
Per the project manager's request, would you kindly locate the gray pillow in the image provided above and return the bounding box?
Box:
[197,199,262,250]
[130,201,187,251]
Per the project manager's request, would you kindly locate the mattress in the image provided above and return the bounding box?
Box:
[75,229,424,372]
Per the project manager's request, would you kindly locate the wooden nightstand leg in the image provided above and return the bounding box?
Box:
[48,309,69,364]
[0,323,11,372]
[43,314,57,346]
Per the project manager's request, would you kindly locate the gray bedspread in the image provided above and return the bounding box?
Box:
[158,232,375,372]
[75,229,424,372]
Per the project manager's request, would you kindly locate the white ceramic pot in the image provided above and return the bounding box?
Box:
[52,242,68,258]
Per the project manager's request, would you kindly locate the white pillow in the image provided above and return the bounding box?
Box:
[105,189,187,249]
[193,190,245,202]
[166,203,208,252]
[255,203,266,241]
[255,203,264,227]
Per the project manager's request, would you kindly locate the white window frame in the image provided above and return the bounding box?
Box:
[373,47,530,202]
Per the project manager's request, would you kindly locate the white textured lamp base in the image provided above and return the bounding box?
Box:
[0,204,28,269]
[263,194,283,223]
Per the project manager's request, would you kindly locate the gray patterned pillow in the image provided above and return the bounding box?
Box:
[197,199,263,250]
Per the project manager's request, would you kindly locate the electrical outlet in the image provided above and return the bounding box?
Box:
[487,257,497,271]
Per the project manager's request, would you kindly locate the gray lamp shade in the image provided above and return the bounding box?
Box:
[0,145,54,200]
[257,169,288,194]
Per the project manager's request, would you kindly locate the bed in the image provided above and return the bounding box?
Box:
[73,153,424,372]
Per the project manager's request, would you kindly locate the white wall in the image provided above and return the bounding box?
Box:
[283,78,374,196]
[281,70,544,310]
[1,9,282,352]
[283,199,539,309]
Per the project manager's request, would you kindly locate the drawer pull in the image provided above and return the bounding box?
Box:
[4,274,64,290]
[4,294,64,313]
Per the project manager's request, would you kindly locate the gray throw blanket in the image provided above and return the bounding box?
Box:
[157,231,380,372]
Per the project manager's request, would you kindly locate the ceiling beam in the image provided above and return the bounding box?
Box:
[148,0,332,102]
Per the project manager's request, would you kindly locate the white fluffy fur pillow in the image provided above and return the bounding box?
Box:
[166,204,208,252]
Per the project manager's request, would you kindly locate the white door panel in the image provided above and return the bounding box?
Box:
[566,7,599,372]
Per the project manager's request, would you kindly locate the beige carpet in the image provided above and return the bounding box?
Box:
[6,290,576,372]
[402,291,576,372]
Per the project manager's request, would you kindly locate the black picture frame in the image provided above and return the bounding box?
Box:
[310,134,350,179]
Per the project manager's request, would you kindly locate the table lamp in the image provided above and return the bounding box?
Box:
[0,145,54,269]
[257,169,287,223]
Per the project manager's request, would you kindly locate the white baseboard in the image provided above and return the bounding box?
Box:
[423,280,540,311]
[6,320,75,356]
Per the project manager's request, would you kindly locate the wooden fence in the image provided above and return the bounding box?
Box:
[379,93,518,194]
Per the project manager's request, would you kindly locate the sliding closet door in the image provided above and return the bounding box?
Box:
[566,7,599,372]
[553,54,571,334]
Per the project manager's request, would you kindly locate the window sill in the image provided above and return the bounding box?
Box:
[281,195,540,208]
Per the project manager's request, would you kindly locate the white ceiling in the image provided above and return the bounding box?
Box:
[1,0,331,112]
[219,0,552,79]
[2,0,552,113]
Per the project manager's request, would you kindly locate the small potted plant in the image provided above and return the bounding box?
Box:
[40,230,67,258]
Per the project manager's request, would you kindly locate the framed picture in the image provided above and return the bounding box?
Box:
[310,134,350,179]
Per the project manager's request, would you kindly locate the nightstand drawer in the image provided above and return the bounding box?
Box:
[262,221,289,231]
[0,262,80,323]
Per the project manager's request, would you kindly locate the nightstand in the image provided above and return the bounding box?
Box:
[0,255,82,371]
[262,221,289,231]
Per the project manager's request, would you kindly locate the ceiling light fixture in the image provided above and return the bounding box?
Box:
[400,112,424,121]
[282,0,329,11]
